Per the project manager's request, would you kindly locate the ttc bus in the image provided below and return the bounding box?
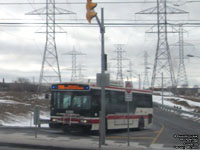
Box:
[49,82,153,131]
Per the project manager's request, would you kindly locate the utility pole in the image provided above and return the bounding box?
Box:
[128,61,133,81]
[26,0,75,89]
[143,51,150,89]
[138,74,141,89]
[99,9,106,146]
[86,1,108,146]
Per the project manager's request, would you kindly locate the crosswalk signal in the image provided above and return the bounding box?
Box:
[86,0,97,23]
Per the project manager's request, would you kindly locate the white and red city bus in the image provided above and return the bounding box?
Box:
[49,82,153,131]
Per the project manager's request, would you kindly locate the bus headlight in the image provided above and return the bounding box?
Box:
[80,119,88,124]
[52,118,56,122]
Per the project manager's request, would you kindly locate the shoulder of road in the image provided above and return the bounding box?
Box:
[0,127,171,150]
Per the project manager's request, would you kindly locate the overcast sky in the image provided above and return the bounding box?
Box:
[0,0,200,87]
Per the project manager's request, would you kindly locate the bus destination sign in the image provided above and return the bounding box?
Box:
[52,84,89,91]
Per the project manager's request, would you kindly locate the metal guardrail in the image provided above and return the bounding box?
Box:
[153,102,200,118]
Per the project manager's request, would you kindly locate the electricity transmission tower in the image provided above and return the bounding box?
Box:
[136,0,188,88]
[27,0,75,87]
[111,44,129,81]
[63,47,86,81]
[143,51,150,89]
[177,25,188,87]
[172,25,193,87]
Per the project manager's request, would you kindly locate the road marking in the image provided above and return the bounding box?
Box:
[106,136,154,140]
[153,130,160,134]
[151,122,165,144]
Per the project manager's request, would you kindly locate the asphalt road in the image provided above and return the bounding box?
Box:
[152,106,200,149]
[0,106,199,150]
[0,147,45,150]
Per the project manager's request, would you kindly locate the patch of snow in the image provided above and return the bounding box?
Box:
[153,95,194,112]
[1,111,50,127]
[181,113,194,118]
[0,99,20,104]
[153,91,174,96]
[0,99,30,105]
[172,96,200,107]
[27,94,47,100]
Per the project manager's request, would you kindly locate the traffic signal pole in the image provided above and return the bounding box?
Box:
[95,8,106,146]
[86,1,106,146]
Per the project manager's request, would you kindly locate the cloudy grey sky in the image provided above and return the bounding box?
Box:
[0,0,200,87]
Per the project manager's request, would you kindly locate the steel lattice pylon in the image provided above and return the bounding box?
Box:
[27,0,75,87]
[136,0,188,88]
[63,47,86,81]
[177,26,188,86]
[111,44,129,81]
[173,25,191,87]
[39,0,61,85]
[151,0,176,88]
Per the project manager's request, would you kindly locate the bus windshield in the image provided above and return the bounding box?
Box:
[52,91,91,110]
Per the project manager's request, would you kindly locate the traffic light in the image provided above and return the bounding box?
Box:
[86,0,97,23]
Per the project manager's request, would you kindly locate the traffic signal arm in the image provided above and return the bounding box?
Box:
[86,0,97,23]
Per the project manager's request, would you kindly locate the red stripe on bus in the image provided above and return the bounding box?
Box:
[58,114,151,124]
[90,119,100,124]
[89,115,150,124]
[107,115,149,120]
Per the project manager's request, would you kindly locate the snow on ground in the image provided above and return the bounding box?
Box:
[0,99,31,105]
[0,111,50,127]
[27,93,48,101]
[173,96,200,107]
[153,95,195,111]
[0,93,50,127]
[0,92,199,127]
[153,93,200,119]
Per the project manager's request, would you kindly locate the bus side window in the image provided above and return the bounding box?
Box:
[105,90,111,114]
[110,91,125,113]
[134,93,152,108]
[91,90,100,109]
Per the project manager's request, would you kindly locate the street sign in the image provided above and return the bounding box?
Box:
[34,106,40,125]
[125,81,132,102]
[96,73,110,87]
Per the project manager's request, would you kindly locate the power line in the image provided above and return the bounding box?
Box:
[1,22,200,27]
[1,1,200,5]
